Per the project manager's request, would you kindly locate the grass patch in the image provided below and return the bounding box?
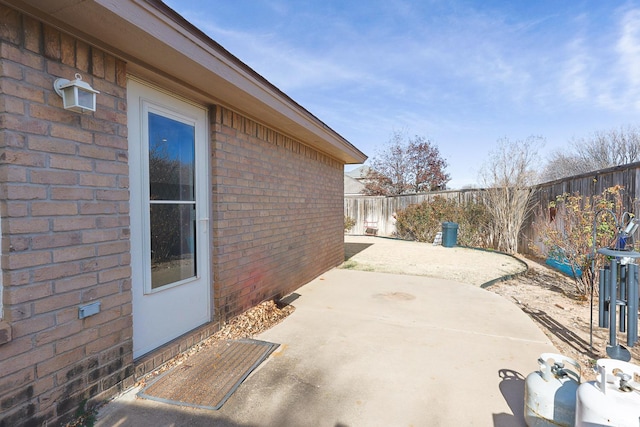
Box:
[339,261,375,272]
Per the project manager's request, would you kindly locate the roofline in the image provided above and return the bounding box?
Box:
[2,0,368,164]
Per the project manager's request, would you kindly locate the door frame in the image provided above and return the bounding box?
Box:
[127,77,212,358]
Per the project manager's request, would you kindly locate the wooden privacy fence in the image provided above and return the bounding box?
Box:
[346,161,640,254]
[344,189,484,237]
[520,161,640,254]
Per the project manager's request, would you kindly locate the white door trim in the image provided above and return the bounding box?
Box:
[128,77,211,358]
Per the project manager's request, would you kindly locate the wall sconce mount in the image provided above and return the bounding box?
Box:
[54,73,99,113]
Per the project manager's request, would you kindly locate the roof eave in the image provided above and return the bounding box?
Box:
[3,0,367,164]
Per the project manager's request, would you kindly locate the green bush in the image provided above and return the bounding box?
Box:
[344,215,356,232]
[395,196,491,247]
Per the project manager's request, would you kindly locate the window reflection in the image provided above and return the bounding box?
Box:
[148,113,195,201]
[150,203,196,289]
[147,112,197,289]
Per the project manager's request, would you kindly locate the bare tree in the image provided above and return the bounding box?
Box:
[542,125,640,181]
[363,131,450,196]
[480,136,543,254]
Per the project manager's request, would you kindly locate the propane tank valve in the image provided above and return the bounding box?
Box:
[616,372,633,392]
[552,362,567,378]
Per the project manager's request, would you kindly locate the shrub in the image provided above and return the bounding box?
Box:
[344,215,356,232]
[394,196,491,247]
[531,185,626,298]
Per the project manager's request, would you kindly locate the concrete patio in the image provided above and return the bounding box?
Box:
[95,238,556,426]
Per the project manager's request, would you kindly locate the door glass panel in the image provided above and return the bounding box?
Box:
[149,112,195,201]
[147,112,197,289]
[150,203,196,288]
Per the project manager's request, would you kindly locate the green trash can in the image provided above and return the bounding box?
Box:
[441,222,458,247]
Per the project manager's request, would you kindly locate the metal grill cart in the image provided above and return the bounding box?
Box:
[592,210,640,361]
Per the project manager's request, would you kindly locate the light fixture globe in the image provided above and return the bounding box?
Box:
[54,73,99,113]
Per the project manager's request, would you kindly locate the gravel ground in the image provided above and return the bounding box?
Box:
[343,235,526,286]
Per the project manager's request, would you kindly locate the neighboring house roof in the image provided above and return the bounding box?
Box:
[344,175,365,195]
[345,165,371,180]
[10,0,367,165]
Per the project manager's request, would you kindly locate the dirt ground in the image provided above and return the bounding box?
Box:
[490,257,640,381]
[343,235,640,381]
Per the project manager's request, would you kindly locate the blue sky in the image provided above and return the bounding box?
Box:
[164,0,640,188]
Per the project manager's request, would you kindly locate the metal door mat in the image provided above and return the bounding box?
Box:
[137,338,279,410]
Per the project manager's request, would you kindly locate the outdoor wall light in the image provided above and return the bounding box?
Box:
[53,73,99,113]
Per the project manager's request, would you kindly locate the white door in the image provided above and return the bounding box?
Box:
[128,79,211,358]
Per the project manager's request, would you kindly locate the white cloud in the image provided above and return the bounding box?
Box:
[617,8,640,87]
[561,37,590,100]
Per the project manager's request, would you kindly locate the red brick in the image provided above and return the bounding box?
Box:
[35,347,83,378]
[2,150,47,168]
[1,79,45,103]
[0,366,34,396]
[11,314,56,341]
[52,217,95,231]
[60,32,76,66]
[96,241,128,256]
[6,217,49,234]
[56,307,79,325]
[6,283,53,305]
[54,273,98,293]
[1,114,48,135]
[95,160,128,175]
[82,282,118,301]
[95,133,127,149]
[81,307,119,329]
[2,96,25,115]
[55,328,99,354]
[31,232,82,250]
[23,16,42,53]
[98,316,131,340]
[51,187,94,200]
[78,145,115,161]
[97,266,130,284]
[79,173,116,187]
[29,103,79,125]
[35,295,79,322]
[52,245,95,263]
[5,201,28,217]
[5,181,46,199]
[96,189,128,201]
[32,201,78,216]
[81,229,119,244]
[0,335,33,361]
[92,50,104,78]
[30,170,77,185]
[35,319,83,346]
[49,124,92,144]
[0,43,44,70]
[49,154,93,172]
[28,135,77,154]
[86,331,120,355]
[79,202,118,215]
[0,165,27,183]
[81,255,118,273]
[98,292,129,311]
[7,250,52,269]
[43,25,61,59]
[32,262,81,282]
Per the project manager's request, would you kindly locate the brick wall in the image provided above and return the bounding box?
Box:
[211,106,345,321]
[0,6,133,426]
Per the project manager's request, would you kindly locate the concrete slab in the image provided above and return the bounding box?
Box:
[96,269,556,427]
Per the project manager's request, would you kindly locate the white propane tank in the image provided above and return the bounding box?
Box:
[575,358,640,427]
[524,353,581,427]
